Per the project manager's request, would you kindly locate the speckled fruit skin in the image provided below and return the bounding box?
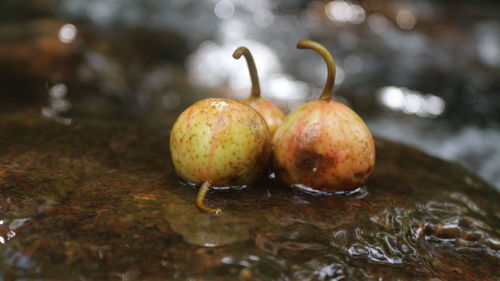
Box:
[170,98,272,186]
[273,99,375,192]
[239,97,285,136]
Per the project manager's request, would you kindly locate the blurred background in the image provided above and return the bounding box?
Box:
[1,0,499,189]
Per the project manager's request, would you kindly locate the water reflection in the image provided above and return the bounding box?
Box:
[367,13,389,34]
[325,0,365,24]
[267,74,308,100]
[57,23,77,44]
[377,86,445,118]
[0,218,35,272]
[214,0,235,20]
[396,8,417,30]
[187,40,280,90]
[8,218,30,231]
[41,83,72,125]
[253,8,274,27]
[343,55,362,74]
[475,21,500,68]
[3,250,36,270]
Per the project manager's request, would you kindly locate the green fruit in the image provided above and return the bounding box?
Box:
[233,46,285,136]
[170,98,272,213]
[272,40,375,192]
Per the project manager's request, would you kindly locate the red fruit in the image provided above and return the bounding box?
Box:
[272,40,375,192]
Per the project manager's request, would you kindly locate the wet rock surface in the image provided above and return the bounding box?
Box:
[0,112,499,280]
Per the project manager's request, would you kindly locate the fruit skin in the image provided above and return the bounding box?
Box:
[232,46,285,136]
[239,97,285,136]
[170,98,272,187]
[272,99,375,192]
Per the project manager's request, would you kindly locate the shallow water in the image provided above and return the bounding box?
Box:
[0,112,498,280]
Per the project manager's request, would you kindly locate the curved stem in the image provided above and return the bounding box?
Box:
[233,46,261,98]
[196,181,221,214]
[297,40,336,101]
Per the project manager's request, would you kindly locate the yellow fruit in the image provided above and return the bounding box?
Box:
[170,98,271,213]
[272,40,375,192]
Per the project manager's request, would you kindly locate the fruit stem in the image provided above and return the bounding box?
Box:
[297,40,336,101]
[233,46,261,98]
[196,181,221,214]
